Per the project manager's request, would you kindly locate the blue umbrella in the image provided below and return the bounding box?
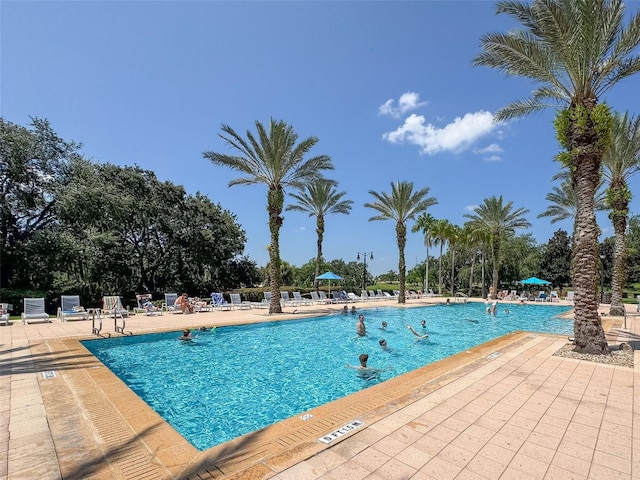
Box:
[519,277,551,285]
[315,272,344,298]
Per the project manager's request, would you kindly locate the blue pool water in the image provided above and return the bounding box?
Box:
[82,303,572,450]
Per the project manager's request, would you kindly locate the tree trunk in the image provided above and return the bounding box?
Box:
[491,236,499,300]
[438,243,443,295]
[468,251,476,297]
[570,111,609,354]
[608,188,628,317]
[314,215,324,291]
[268,186,283,314]
[425,244,429,293]
[397,222,406,304]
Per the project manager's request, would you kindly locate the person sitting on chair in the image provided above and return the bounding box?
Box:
[175,293,194,314]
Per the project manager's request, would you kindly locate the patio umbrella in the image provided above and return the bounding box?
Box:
[519,277,551,285]
[315,271,344,298]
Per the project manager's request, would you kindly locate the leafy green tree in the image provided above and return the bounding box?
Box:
[464,196,530,300]
[430,219,453,295]
[204,119,333,313]
[602,112,640,316]
[286,179,352,289]
[365,181,437,304]
[474,0,640,353]
[412,213,437,292]
[0,117,81,289]
[540,230,573,289]
[626,214,640,283]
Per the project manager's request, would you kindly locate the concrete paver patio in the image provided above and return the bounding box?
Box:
[0,298,638,480]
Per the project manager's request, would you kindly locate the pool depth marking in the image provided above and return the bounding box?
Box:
[319,420,365,443]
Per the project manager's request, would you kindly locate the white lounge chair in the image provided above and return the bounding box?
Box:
[281,291,299,307]
[211,292,232,311]
[318,291,332,304]
[21,297,51,324]
[135,294,162,316]
[534,291,547,302]
[162,293,178,313]
[230,293,251,310]
[0,303,10,326]
[292,291,312,306]
[57,295,89,321]
[310,291,321,304]
[564,291,574,303]
[102,295,129,317]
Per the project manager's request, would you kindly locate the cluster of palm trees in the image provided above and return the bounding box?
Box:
[205,0,640,356]
[473,0,640,354]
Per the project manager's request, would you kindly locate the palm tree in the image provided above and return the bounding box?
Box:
[430,219,453,295]
[603,112,640,317]
[286,179,353,289]
[474,0,640,354]
[447,224,464,295]
[411,213,436,292]
[538,171,606,224]
[464,196,530,300]
[203,119,333,313]
[365,181,437,304]
[462,224,490,297]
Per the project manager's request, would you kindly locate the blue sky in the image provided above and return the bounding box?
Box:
[3,1,640,276]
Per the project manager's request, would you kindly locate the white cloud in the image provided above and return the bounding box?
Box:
[382,111,498,155]
[464,204,478,212]
[474,143,503,154]
[378,92,427,119]
[484,155,502,162]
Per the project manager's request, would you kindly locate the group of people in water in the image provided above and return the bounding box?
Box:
[347,312,431,377]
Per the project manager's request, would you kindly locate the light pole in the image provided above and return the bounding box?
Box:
[357,252,373,291]
[600,254,605,304]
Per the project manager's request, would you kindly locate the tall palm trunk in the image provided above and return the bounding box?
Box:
[314,214,325,290]
[438,243,443,295]
[424,244,429,293]
[450,249,456,294]
[608,182,629,317]
[571,115,609,354]
[268,187,284,314]
[491,236,499,300]
[397,222,407,304]
[467,251,476,297]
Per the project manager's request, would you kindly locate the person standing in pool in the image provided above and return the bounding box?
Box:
[407,325,429,340]
[346,353,387,377]
[179,329,192,341]
[356,314,366,336]
[342,305,348,315]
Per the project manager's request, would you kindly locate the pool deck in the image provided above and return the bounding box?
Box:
[0,297,638,480]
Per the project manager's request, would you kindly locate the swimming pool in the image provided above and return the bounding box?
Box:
[82,303,572,450]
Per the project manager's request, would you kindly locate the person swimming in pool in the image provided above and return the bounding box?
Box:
[407,325,429,340]
[356,314,366,336]
[351,306,357,314]
[420,319,427,328]
[179,329,192,341]
[379,321,388,331]
[346,353,388,378]
[342,305,348,315]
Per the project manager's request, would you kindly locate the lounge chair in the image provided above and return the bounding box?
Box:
[292,291,312,306]
[361,290,371,302]
[310,291,321,304]
[211,292,232,311]
[21,297,51,324]
[281,291,299,307]
[318,291,332,304]
[230,293,251,310]
[135,294,162,316]
[102,295,129,318]
[347,292,360,302]
[549,291,559,302]
[0,303,10,326]
[534,291,547,302]
[57,295,89,321]
[564,291,574,303]
[162,293,178,313]
[637,294,640,312]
